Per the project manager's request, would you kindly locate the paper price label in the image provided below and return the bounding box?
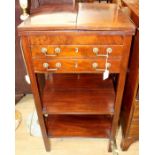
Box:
[25,74,30,84]
[103,69,109,80]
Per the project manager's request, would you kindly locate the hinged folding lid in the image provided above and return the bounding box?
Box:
[18,3,135,34]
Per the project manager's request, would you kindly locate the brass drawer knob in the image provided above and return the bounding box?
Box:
[43,62,49,68]
[41,47,47,54]
[93,47,99,54]
[41,47,61,56]
[74,62,78,68]
[55,47,61,54]
[44,113,48,117]
[106,62,111,69]
[93,48,108,57]
[106,47,112,53]
[92,62,98,69]
[55,62,61,68]
[92,62,111,71]
[75,48,79,53]
[43,62,61,71]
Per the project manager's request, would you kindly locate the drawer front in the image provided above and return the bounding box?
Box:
[29,33,124,45]
[31,45,123,58]
[32,59,121,73]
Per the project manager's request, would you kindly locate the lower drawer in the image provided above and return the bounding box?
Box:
[32,58,121,73]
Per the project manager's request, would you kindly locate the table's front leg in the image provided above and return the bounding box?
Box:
[109,36,132,152]
[21,36,51,151]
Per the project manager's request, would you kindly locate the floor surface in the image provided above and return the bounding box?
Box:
[16,95,139,155]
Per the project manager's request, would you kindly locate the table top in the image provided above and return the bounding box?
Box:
[77,3,135,31]
[18,3,135,33]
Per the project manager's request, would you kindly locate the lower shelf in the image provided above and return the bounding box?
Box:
[45,115,112,138]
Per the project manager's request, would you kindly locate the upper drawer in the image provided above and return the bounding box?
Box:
[29,33,124,45]
[31,45,123,58]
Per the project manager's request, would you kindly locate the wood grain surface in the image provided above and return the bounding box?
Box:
[31,45,123,58]
[42,74,115,115]
[46,115,112,138]
[18,3,135,33]
[32,58,121,73]
[28,33,124,45]
[16,95,139,155]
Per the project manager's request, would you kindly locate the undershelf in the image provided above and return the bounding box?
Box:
[46,115,112,138]
[42,74,115,115]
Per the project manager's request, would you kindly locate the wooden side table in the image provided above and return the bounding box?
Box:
[18,3,135,152]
